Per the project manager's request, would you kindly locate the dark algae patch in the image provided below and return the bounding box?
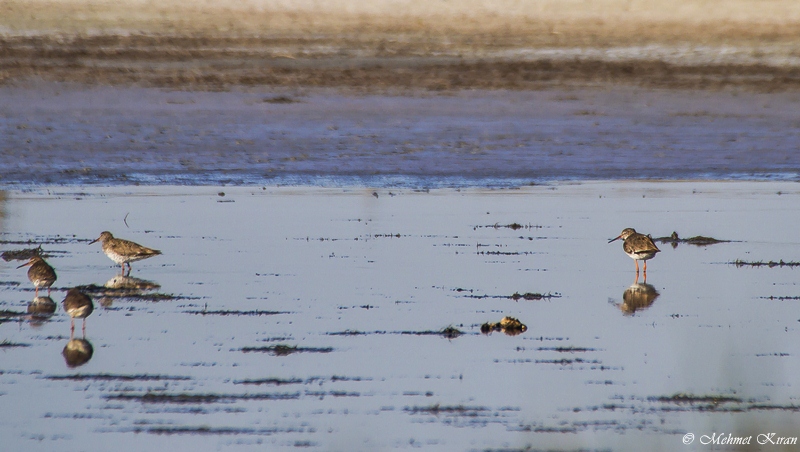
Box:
[510,292,558,301]
[240,344,334,355]
[731,259,800,268]
[46,373,191,381]
[105,391,301,403]
[400,326,464,339]
[405,404,490,415]
[326,327,466,338]
[233,377,304,386]
[0,340,31,348]
[651,393,743,405]
[262,95,300,104]
[234,376,368,386]
[0,235,88,246]
[186,309,290,316]
[1,247,43,261]
[465,291,561,301]
[143,425,305,435]
[476,223,543,230]
[537,346,596,352]
[0,310,26,318]
[654,231,731,248]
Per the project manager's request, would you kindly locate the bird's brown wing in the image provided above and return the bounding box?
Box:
[109,238,162,257]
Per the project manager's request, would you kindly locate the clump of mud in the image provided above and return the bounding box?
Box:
[1,246,43,262]
[463,291,560,301]
[654,231,730,248]
[481,316,527,336]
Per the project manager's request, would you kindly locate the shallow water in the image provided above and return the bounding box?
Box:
[2,182,800,451]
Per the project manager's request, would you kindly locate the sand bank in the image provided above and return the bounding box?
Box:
[2,0,800,90]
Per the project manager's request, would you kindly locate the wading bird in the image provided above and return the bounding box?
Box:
[609,228,661,274]
[62,288,94,334]
[17,255,57,296]
[90,231,161,274]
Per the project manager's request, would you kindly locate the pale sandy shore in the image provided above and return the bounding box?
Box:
[2,0,800,90]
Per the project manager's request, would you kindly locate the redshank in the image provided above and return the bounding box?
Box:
[90,231,161,274]
[609,228,661,273]
[62,288,94,334]
[17,255,57,296]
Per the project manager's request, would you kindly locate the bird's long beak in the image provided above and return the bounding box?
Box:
[17,260,32,268]
[89,237,100,245]
[608,235,622,244]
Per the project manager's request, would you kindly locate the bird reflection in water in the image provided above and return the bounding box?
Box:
[104,275,160,291]
[61,288,95,367]
[63,337,94,368]
[26,295,57,327]
[98,275,161,307]
[618,280,660,316]
[62,288,94,334]
[28,295,56,316]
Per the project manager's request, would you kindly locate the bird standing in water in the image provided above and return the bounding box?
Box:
[609,228,661,274]
[62,288,94,334]
[17,255,57,296]
[90,231,161,275]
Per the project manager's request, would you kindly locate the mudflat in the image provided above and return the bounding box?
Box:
[2,84,799,186]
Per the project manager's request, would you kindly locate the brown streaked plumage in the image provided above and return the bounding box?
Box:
[90,231,161,274]
[609,228,661,273]
[17,255,57,296]
[62,288,94,334]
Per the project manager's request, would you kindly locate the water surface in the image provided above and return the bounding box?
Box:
[1,182,800,451]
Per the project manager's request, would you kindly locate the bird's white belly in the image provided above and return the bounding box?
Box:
[32,277,54,288]
[627,251,657,261]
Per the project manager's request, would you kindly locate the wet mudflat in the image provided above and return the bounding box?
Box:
[3,84,800,186]
[1,182,800,451]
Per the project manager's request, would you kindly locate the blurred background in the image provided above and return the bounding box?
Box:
[2,0,799,90]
